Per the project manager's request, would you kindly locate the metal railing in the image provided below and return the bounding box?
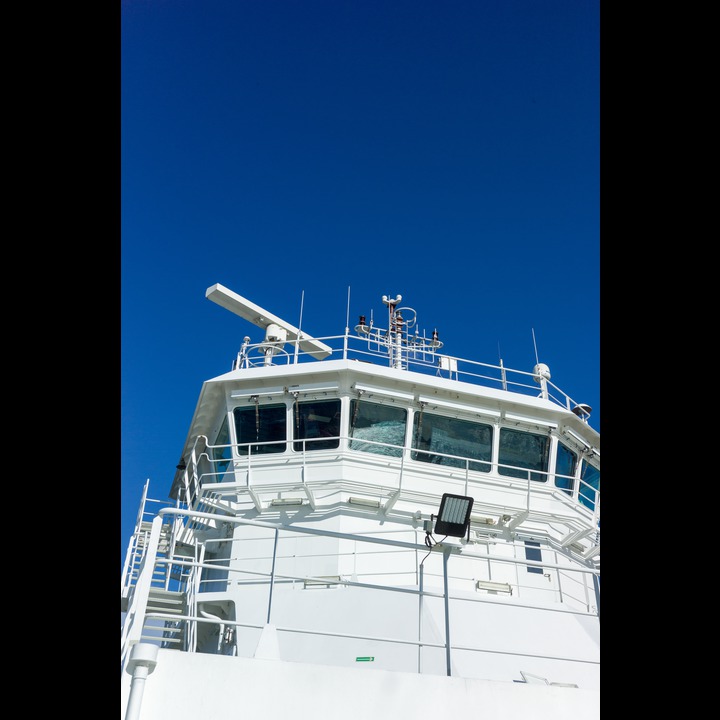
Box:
[121,506,600,679]
[233,330,597,427]
[171,431,600,532]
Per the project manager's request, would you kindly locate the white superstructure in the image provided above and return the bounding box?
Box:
[121,284,600,719]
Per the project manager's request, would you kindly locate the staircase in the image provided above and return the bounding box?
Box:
[121,520,174,611]
[140,587,188,648]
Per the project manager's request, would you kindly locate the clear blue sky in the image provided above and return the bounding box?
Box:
[121,0,600,561]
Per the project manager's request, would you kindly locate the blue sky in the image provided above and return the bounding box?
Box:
[121,0,600,561]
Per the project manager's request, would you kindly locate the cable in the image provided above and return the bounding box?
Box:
[420,530,447,565]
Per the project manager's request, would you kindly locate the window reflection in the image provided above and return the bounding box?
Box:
[579,460,600,511]
[498,427,550,482]
[226,393,597,513]
[555,442,577,495]
[411,411,492,472]
[349,399,406,457]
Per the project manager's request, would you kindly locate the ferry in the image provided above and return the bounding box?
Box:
[120,283,600,719]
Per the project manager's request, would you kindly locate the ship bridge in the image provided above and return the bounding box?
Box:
[121,285,600,718]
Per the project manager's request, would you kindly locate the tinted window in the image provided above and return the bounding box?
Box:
[293,399,341,451]
[579,459,600,511]
[349,399,406,457]
[233,403,287,455]
[498,427,550,481]
[211,415,232,479]
[411,411,492,472]
[555,442,577,495]
[525,540,543,574]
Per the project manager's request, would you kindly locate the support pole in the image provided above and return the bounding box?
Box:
[124,643,159,720]
[443,546,452,676]
[418,562,424,673]
[266,528,279,624]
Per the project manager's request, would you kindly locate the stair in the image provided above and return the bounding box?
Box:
[122,519,184,610]
[147,588,187,616]
[141,588,187,647]
[124,521,175,590]
[136,521,172,553]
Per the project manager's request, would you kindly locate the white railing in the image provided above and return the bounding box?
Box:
[121,505,600,679]
[123,411,600,675]
[233,330,596,426]
[171,431,600,531]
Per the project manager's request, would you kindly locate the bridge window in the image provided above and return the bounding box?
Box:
[349,399,406,457]
[411,411,492,472]
[293,399,341,451]
[555,442,577,495]
[579,459,600,511]
[498,427,550,481]
[233,402,287,455]
[211,415,232,479]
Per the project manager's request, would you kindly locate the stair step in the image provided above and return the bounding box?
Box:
[136,535,171,553]
[147,588,186,615]
[140,633,183,645]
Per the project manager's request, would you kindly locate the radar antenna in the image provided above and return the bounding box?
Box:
[206,283,332,364]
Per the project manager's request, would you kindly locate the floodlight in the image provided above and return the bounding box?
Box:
[434,493,474,538]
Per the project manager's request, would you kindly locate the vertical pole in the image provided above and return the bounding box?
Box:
[267,528,279,624]
[124,643,158,720]
[344,286,351,360]
[540,376,548,399]
[125,665,150,720]
[443,546,452,676]
[418,563,424,673]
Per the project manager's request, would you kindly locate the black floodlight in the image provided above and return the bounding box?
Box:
[434,493,474,538]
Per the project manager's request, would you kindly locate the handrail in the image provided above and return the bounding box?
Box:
[138,610,599,666]
[121,504,600,678]
[234,330,595,425]
[190,433,600,528]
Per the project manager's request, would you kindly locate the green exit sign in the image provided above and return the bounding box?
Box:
[355,656,375,662]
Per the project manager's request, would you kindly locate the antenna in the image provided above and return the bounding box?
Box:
[530,328,551,396]
[297,290,305,334]
[295,290,305,362]
[346,286,351,331]
[206,283,332,359]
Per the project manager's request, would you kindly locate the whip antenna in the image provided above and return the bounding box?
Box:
[295,290,305,361]
[298,290,305,332]
[346,286,351,331]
